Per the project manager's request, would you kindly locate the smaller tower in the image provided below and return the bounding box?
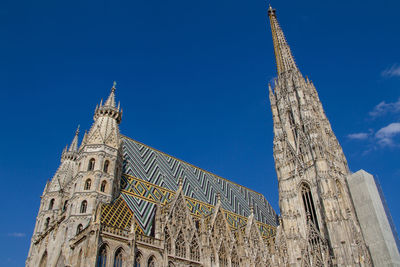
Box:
[68,82,123,236]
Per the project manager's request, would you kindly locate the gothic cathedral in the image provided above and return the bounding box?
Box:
[26,6,372,267]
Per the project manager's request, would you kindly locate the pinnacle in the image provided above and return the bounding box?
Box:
[68,125,80,152]
[104,81,117,107]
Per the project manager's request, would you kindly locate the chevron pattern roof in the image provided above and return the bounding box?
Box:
[120,136,278,227]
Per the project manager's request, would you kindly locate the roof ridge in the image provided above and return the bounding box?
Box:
[120,134,267,198]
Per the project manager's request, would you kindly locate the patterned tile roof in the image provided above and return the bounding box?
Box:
[101,135,278,238]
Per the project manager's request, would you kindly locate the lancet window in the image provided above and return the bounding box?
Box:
[147,256,156,267]
[44,217,50,230]
[88,158,95,171]
[114,248,123,267]
[76,224,83,234]
[165,227,171,253]
[84,179,91,190]
[62,200,68,212]
[100,181,107,192]
[48,199,55,210]
[134,251,142,267]
[301,183,319,229]
[97,245,107,267]
[218,245,228,267]
[39,251,47,267]
[103,160,110,173]
[175,231,186,258]
[80,200,87,213]
[190,237,200,261]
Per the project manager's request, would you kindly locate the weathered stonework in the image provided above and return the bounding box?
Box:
[27,6,375,267]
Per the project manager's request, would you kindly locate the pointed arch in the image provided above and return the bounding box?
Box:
[175,230,186,258]
[100,181,107,192]
[300,183,319,229]
[44,217,50,230]
[48,199,55,210]
[190,236,200,261]
[113,247,124,267]
[134,251,142,267]
[218,244,228,267]
[88,158,95,171]
[39,251,47,267]
[80,200,88,213]
[103,160,110,173]
[164,227,172,254]
[97,244,107,267]
[147,255,156,267]
[84,179,92,190]
[76,224,83,235]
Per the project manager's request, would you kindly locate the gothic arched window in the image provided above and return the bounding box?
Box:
[97,245,107,267]
[190,237,200,261]
[49,198,55,210]
[114,248,123,267]
[100,181,107,192]
[44,217,50,230]
[88,158,95,171]
[165,227,171,254]
[301,183,319,229]
[76,224,83,235]
[39,251,47,267]
[103,160,110,173]
[63,200,68,212]
[80,200,87,213]
[134,251,142,267]
[147,256,156,267]
[218,245,228,267]
[84,179,91,190]
[175,231,186,258]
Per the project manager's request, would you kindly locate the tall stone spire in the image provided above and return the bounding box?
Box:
[268,6,371,266]
[268,5,298,76]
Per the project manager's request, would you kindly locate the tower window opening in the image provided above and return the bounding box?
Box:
[301,183,319,229]
[100,181,107,192]
[80,200,87,213]
[88,158,95,171]
[103,160,109,173]
[48,198,55,210]
[76,224,83,235]
[63,200,68,212]
[84,179,91,190]
[44,217,50,230]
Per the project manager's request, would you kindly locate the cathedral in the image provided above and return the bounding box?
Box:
[26,6,374,267]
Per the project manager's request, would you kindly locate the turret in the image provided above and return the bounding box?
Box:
[67,82,123,239]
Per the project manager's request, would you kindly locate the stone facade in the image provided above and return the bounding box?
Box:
[27,6,375,267]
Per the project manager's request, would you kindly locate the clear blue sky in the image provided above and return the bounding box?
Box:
[1,0,399,265]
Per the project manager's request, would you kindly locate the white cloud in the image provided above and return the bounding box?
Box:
[375,122,400,147]
[347,132,369,140]
[8,232,25,238]
[369,98,400,118]
[381,64,400,78]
